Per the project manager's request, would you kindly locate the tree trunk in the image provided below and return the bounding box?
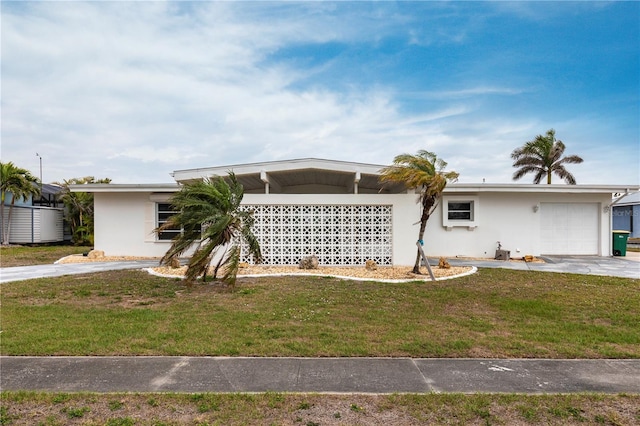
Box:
[4,198,16,245]
[412,195,436,273]
[0,200,6,245]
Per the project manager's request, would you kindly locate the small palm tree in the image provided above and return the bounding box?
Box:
[157,172,261,287]
[1,162,40,245]
[511,129,584,184]
[379,150,459,274]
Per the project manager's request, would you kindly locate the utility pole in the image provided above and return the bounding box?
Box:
[36,152,43,195]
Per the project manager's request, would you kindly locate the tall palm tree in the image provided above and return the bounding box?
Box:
[511,129,584,184]
[0,162,40,245]
[157,172,261,287]
[55,176,111,245]
[379,150,459,274]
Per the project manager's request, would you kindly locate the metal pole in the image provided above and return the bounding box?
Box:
[36,153,43,187]
[35,153,43,205]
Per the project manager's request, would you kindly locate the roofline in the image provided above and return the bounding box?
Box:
[70,184,180,193]
[171,158,387,182]
[72,182,638,195]
[445,184,640,194]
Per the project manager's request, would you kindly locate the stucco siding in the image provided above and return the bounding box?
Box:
[92,190,615,262]
[94,192,169,257]
[419,192,610,258]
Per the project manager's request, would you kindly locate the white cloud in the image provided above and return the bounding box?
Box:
[1,2,637,186]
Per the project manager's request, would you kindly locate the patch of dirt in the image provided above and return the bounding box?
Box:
[57,253,477,280]
[3,394,639,426]
[56,254,158,264]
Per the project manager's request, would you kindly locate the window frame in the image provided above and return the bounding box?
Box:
[442,196,479,230]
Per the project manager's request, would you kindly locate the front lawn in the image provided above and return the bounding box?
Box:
[0,245,92,267]
[2,269,638,358]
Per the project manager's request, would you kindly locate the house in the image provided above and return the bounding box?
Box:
[75,158,638,265]
[612,191,640,238]
[0,183,65,244]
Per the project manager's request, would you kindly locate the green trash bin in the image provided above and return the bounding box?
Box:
[612,230,630,256]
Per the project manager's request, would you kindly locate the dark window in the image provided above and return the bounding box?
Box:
[157,203,180,241]
[448,201,473,221]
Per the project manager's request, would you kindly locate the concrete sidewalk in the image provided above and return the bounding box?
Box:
[2,356,638,394]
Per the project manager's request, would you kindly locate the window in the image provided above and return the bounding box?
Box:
[157,203,180,241]
[442,196,479,229]
[448,202,473,221]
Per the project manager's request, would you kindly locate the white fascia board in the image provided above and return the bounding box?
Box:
[171,158,385,182]
[69,184,180,193]
[444,183,639,194]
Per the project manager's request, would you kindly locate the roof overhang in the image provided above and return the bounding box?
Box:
[70,184,180,193]
[171,158,404,194]
[443,184,639,195]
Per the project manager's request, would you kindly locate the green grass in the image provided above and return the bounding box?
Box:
[2,268,638,358]
[1,247,639,424]
[0,245,92,267]
[1,391,638,425]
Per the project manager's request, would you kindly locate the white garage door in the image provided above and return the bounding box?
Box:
[239,204,393,266]
[540,203,599,255]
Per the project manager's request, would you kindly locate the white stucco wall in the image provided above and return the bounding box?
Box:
[421,192,611,258]
[93,190,614,262]
[94,192,166,257]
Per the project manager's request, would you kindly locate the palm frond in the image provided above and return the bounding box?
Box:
[511,129,583,184]
[157,171,260,287]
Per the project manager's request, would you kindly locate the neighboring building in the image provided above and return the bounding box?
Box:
[74,158,638,264]
[0,183,65,244]
[612,191,640,238]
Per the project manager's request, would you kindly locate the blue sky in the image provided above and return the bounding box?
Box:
[1,1,638,184]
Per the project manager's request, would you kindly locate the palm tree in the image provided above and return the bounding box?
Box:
[1,162,41,245]
[379,150,459,274]
[157,172,261,287]
[55,176,111,245]
[511,129,584,184]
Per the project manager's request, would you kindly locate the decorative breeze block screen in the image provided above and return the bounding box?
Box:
[239,205,393,266]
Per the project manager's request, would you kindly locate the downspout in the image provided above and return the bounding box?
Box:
[31,208,35,243]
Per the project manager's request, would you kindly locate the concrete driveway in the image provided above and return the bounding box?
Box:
[1,253,638,283]
[443,253,639,279]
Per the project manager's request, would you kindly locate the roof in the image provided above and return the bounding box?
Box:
[612,191,640,206]
[171,158,404,194]
[70,183,180,193]
[444,183,639,194]
[72,158,639,195]
[31,182,63,196]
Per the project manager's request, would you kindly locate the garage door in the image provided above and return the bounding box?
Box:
[540,203,599,255]
[239,204,393,266]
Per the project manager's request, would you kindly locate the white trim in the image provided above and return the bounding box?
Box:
[442,196,480,229]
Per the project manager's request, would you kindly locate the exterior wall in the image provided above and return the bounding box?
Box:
[93,190,614,262]
[94,192,170,257]
[0,205,64,243]
[242,193,419,266]
[613,204,639,238]
[421,192,611,258]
